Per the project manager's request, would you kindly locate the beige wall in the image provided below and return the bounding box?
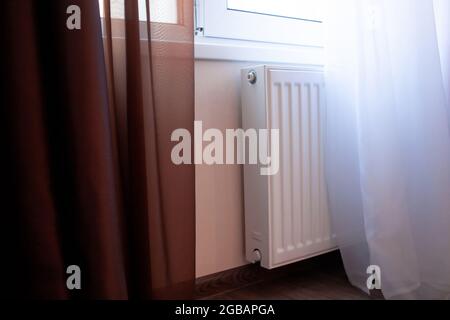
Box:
[195,60,260,277]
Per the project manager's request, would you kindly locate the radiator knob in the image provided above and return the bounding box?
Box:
[247,70,257,84]
[252,249,262,263]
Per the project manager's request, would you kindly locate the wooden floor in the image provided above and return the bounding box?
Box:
[196,251,383,300]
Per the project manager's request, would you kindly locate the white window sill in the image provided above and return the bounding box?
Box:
[195,36,324,66]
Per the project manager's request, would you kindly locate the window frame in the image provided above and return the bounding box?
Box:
[194,0,324,65]
[200,0,323,46]
[100,0,192,43]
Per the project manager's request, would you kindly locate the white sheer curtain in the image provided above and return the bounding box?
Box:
[325,0,450,299]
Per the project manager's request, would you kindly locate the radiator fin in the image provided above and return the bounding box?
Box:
[268,70,336,266]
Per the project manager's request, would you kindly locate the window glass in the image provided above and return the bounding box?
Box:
[227,0,323,22]
[99,0,179,24]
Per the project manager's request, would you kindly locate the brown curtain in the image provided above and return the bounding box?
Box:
[1,0,195,299]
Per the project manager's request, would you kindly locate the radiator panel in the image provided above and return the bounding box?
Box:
[267,69,336,266]
[242,66,336,269]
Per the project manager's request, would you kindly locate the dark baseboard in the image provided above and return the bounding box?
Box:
[195,250,346,299]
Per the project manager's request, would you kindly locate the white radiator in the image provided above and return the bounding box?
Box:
[241,65,337,269]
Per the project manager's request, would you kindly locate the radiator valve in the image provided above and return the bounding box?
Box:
[247,70,257,84]
[252,249,262,263]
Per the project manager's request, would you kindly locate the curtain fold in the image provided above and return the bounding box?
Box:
[1,0,195,299]
[325,0,450,299]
